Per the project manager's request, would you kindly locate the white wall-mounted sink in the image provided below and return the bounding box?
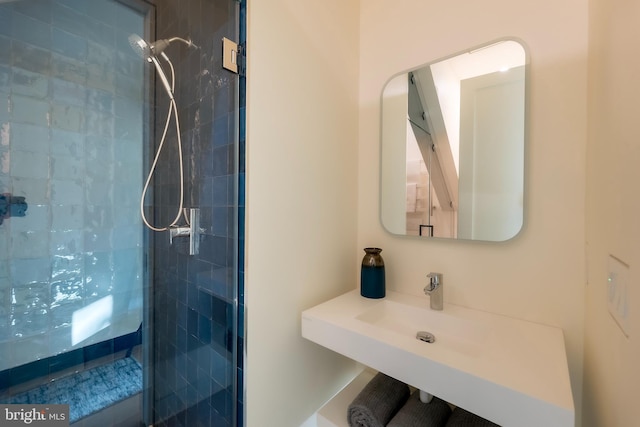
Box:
[301,290,574,427]
[355,298,489,358]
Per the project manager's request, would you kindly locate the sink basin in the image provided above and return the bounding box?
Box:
[355,299,488,357]
[302,290,574,427]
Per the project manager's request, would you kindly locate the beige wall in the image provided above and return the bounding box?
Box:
[244,0,361,425]
[358,1,588,425]
[584,0,640,426]
[245,1,606,426]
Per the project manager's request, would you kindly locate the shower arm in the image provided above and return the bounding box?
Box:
[167,37,197,48]
[150,37,198,58]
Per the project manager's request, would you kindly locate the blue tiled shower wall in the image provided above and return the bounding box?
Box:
[0,0,145,379]
[148,0,243,426]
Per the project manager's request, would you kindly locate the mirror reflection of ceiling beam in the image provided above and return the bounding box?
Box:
[407,71,458,212]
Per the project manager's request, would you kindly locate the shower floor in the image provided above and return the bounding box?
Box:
[4,356,142,424]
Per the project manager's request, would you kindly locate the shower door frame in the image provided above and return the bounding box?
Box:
[114,0,156,424]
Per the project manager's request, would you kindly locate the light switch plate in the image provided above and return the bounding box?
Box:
[607,255,630,337]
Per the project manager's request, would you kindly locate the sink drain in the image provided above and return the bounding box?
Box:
[416,331,436,343]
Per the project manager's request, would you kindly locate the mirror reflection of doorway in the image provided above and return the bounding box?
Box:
[382,39,526,242]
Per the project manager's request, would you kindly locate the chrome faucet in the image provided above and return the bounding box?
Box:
[424,272,443,310]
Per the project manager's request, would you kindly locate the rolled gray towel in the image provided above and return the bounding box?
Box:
[387,392,452,427]
[347,372,410,427]
[445,407,500,427]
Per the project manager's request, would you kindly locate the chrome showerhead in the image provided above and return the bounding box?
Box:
[128,33,152,61]
[128,34,198,62]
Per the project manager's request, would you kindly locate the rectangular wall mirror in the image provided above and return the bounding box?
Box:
[380,39,527,242]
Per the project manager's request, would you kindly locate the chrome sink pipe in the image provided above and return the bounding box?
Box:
[424,272,443,311]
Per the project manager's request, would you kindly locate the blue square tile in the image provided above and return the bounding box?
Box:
[198,314,211,344]
[114,95,142,120]
[185,401,198,426]
[0,7,12,38]
[50,53,87,85]
[51,128,84,157]
[49,348,83,373]
[115,5,144,32]
[12,11,51,50]
[87,41,115,70]
[212,173,230,206]
[84,109,114,137]
[11,95,49,126]
[50,179,83,205]
[13,0,52,24]
[210,321,226,350]
[176,282,187,306]
[51,153,84,180]
[52,28,87,61]
[51,78,86,107]
[85,1,117,27]
[12,40,51,75]
[213,85,230,118]
[187,308,198,337]
[186,353,198,383]
[11,358,48,386]
[211,115,230,147]
[196,369,210,400]
[0,36,9,66]
[197,400,211,426]
[52,3,85,36]
[177,302,188,329]
[55,0,87,15]
[199,235,227,267]
[176,326,187,352]
[114,331,137,353]
[86,88,113,113]
[198,290,212,318]
[115,73,141,100]
[0,95,8,122]
[11,150,49,179]
[187,283,198,311]
[11,123,50,153]
[11,68,48,99]
[197,346,211,374]
[210,387,232,420]
[211,296,228,326]
[11,258,49,285]
[83,339,113,363]
[210,350,228,388]
[0,368,10,392]
[211,409,229,427]
[211,207,228,237]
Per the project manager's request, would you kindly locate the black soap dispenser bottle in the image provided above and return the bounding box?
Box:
[360,247,385,299]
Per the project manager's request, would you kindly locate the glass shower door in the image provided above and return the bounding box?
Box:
[0,1,149,425]
[148,0,242,426]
